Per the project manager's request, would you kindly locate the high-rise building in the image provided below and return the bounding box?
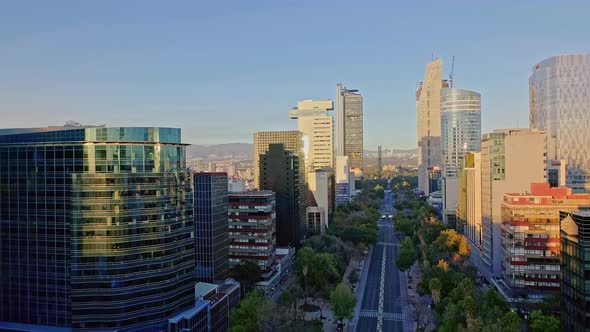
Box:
[501,183,590,295]
[560,210,590,331]
[480,129,547,276]
[440,88,481,225]
[335,156,351,205]
[259,144,307,248]
[416,59,449,195]
[308,169,331,232]
[0,127,195,331]
[228,191,280,290]
[194,172,229,283]
[253,130,304,189]
[457,152,482,248]
[336,83,364,171]
[289,100,334,171]
[530,54,590,192]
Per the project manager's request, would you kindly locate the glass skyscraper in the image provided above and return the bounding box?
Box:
[530,54,590,192]
[0,126,194,331]
[440,88,481,224]
[336,83,364,171]
[194,172,229,283]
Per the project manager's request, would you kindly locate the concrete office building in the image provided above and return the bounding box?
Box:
[289,100,334,171]
[335,156,351,205]
[480,129,547,277]
[194,172,229,283]
[501,184,590,295]
[253,131,304,189]
[458,152,482,248]
[440,88,481,226]
[0,127,195,332]
[416,59,448,195]
[308,169,331,230]
[560,210,590,331]
[259,144,307,248]
[336,83,364,172]
[530,54,590,192]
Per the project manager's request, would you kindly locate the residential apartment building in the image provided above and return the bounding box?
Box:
[228,191,280,290]
[0,127,195,331]
[501,183,590,294]
[194,172,229,282]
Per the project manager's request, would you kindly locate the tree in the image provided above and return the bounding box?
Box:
[429,278,442,304]
[229,291,265,332]
[308,252,341,296]
[330,282,356,321]
[397,237,417,271]
[231,261,262,292]
[530,310,559,332]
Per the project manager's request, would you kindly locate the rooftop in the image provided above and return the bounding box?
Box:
[229,190,274,197]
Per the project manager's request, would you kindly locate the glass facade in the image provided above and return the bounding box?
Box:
[259,144,307,248]
[441,88,482,178]
[530,54,590,191]
[336,84,364,171]
[0,127,194,331]
[253,131,305,189]
[560,211,590,331]
[194,172,229,283]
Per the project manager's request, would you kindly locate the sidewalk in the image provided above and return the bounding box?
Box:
[348,245,372,332]
[406,263,436,332]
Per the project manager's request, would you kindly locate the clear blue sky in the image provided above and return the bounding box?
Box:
[1,0,589,149]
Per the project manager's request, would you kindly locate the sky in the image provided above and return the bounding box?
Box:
[1,0,589,149]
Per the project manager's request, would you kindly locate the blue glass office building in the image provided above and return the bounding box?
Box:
[0,127,195,331]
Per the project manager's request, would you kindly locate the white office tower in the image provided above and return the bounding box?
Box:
[289,100,334,171]
[530,54,590,192]
[335,156,351,205]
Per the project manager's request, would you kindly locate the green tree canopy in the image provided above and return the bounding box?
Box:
[229,291,265,332]
[330,282,356,321]
[397,237,417,272]
[530,310,559,332]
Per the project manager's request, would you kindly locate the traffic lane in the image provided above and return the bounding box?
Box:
[361,241,383,311]
[383,319,403,331]
[384,243,401,315]
[357,316,377,332]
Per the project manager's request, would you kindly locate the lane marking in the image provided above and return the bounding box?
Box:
[377,246,386,332]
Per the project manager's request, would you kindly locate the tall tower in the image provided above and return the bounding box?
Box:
[378,145,383,178]
[440,88,481,226]
[289,100,334,171]
[416,59,447,195]
[0,126,195,331]
[530,54,590,192]
[336,83,364,171]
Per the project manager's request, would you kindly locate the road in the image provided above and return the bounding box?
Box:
[355,182,405,331]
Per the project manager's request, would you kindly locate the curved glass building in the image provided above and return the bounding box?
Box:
[441,88,481,224]
[0,127,194,331]
[530,54,590,192]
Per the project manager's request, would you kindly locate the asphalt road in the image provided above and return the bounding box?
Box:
[356,188,404,332]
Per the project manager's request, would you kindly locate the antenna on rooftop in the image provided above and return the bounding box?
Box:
[449,56,455,88]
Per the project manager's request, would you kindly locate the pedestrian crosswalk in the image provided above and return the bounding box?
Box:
[359,309,407,321]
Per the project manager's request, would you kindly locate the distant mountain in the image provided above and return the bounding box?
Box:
[186,143,253,160]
